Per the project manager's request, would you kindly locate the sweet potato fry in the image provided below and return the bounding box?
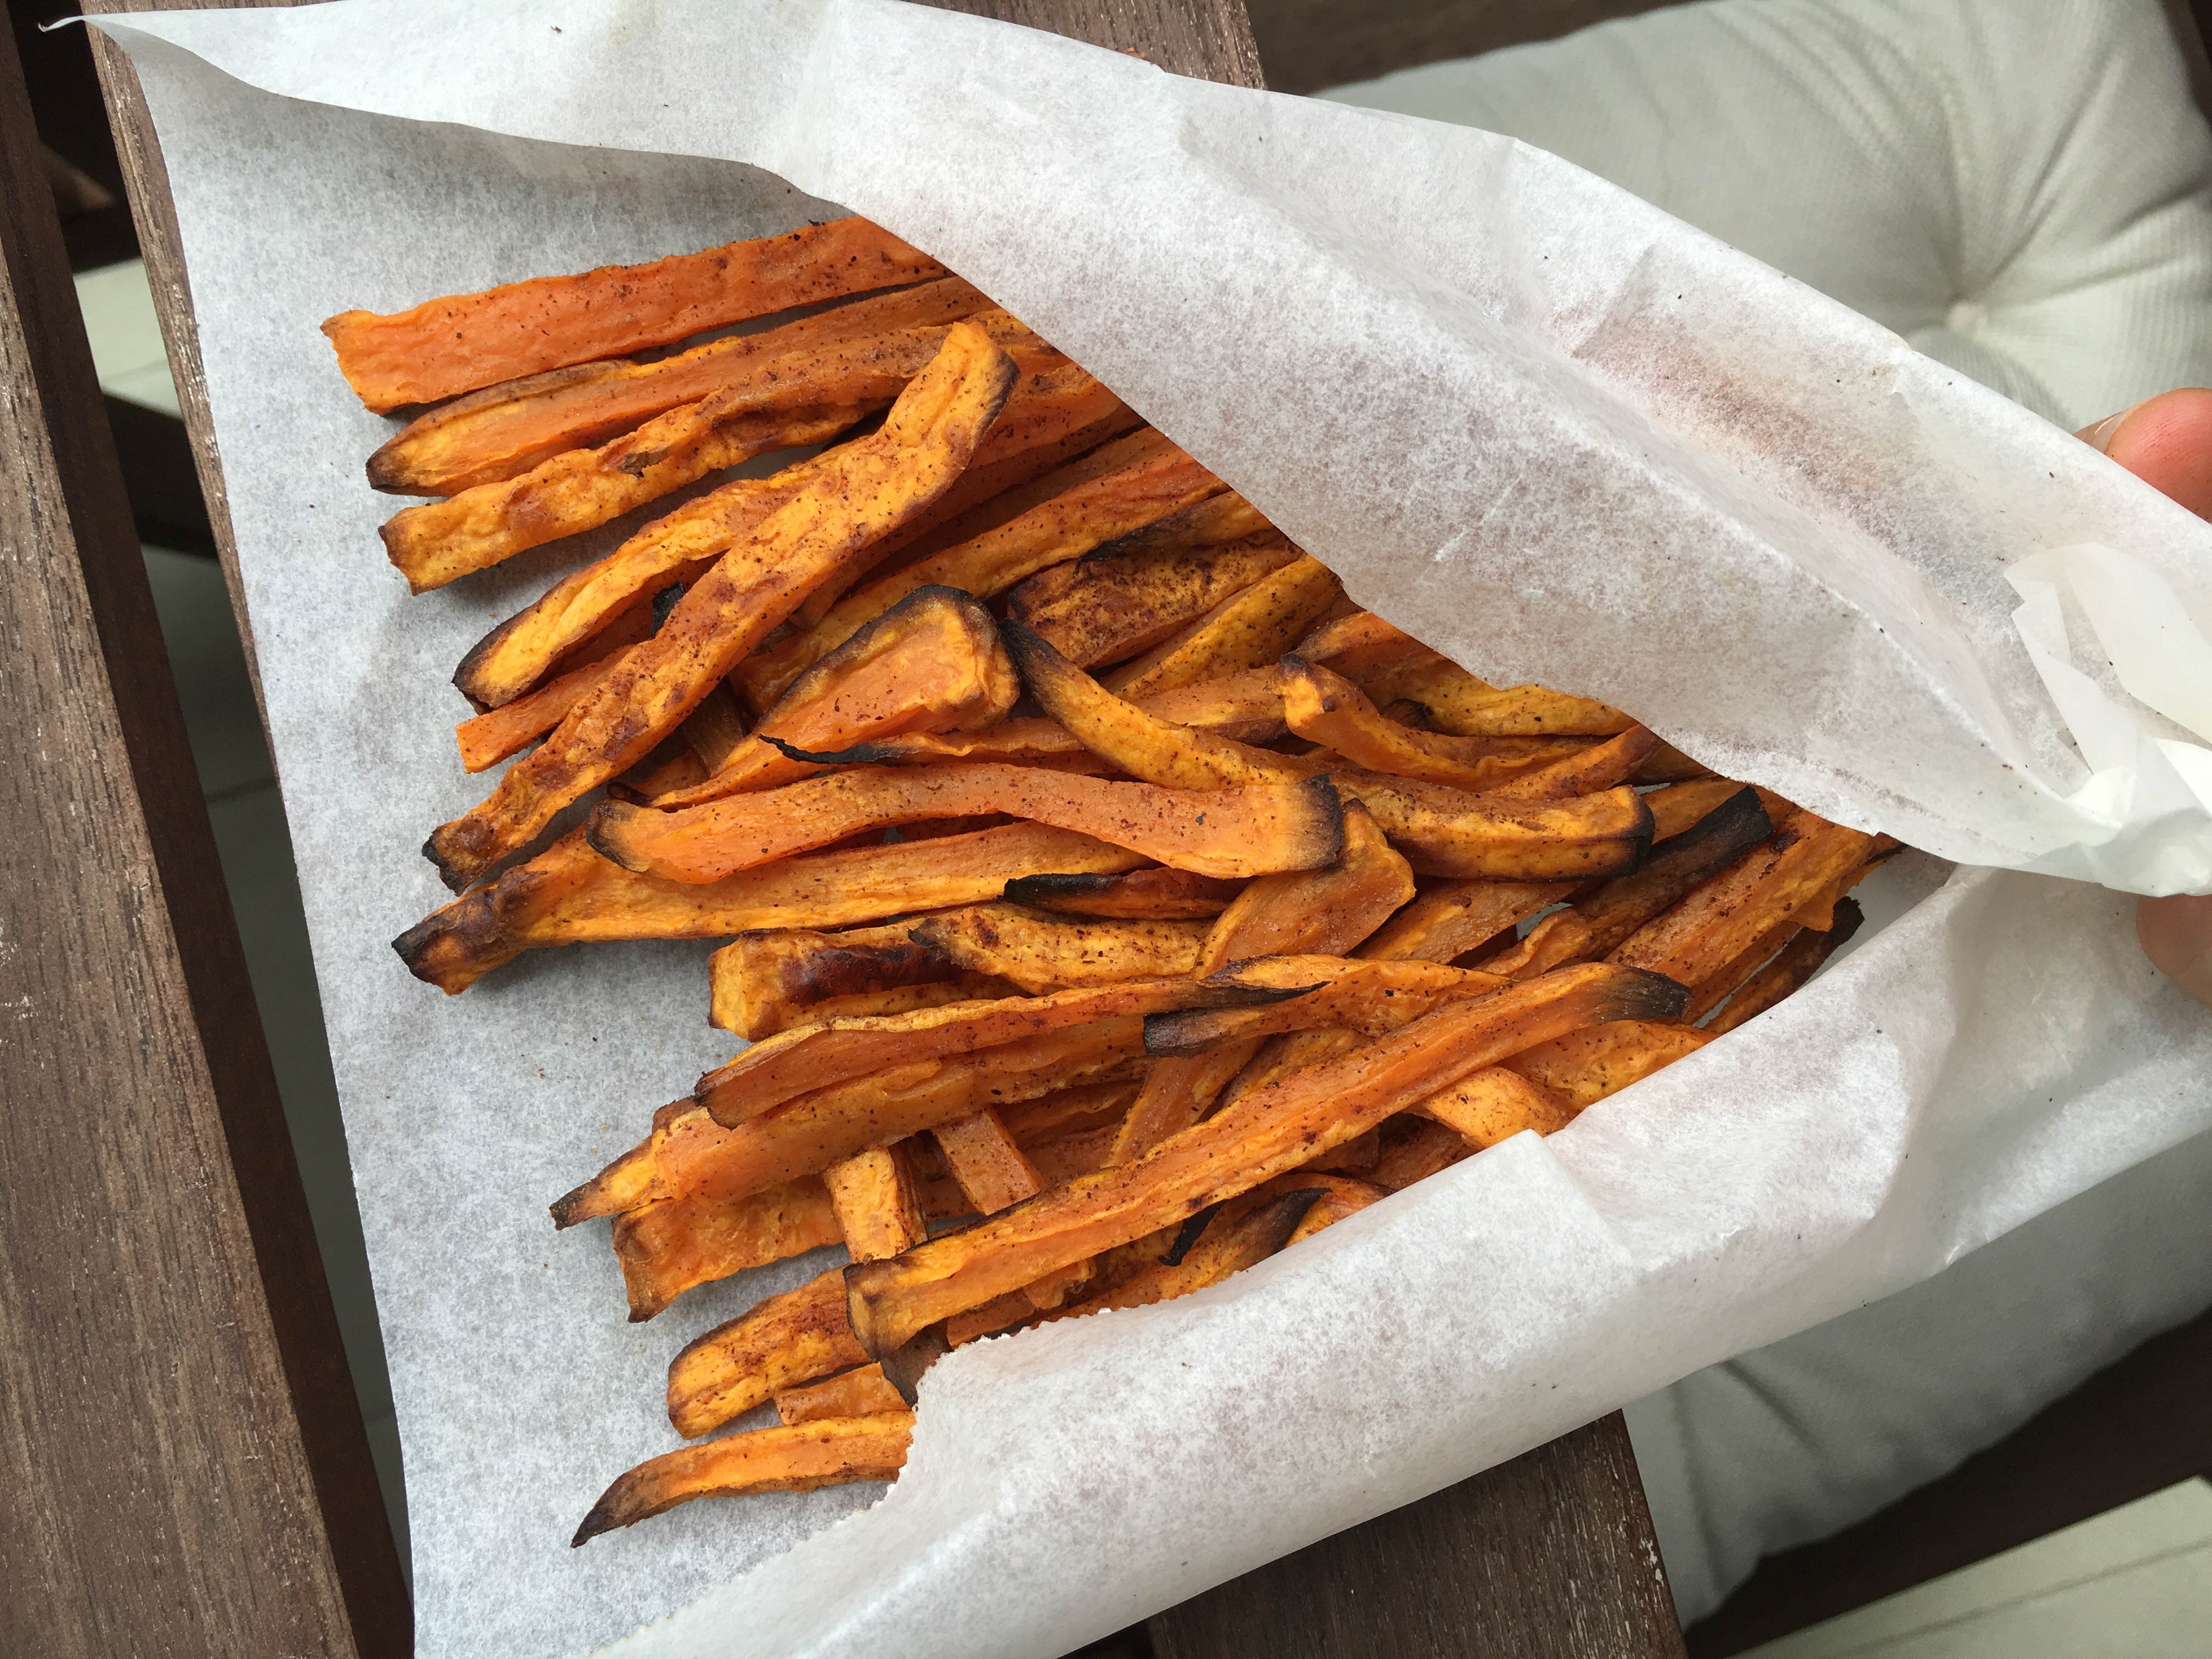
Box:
[1705,896,1866,1035]
[1001,866,1244,919]
[844,963,1688,1354]
[693,974,1306,1129]
[1505,1019,1713,1109]
[644,587,1019,807]
[589,765,1347,885]
[1356,880,1572,963]
[1415,1066,1576,1148]
[1144,957,1506,1055]
[455,647,628,772]
[908,904,1210,992]
[1274,655,1593,791]
[1334,771,1653,881]
[424,322,1020,888]
[371,277,994,495]
[1645,778,1754,841]
[998,1081,1146,1147]
[1359,656,1635,737]
[574,1412,913,1543]
[395,820,1146,995]
[1679,917,1801,1026]
[933,1110,1045,1217]
[659,1023,1149,1204]
[1291,611,1430,678]
[1103,557,1345,698]
[664,1267,871,1437]
[823,1144,929,1262]
[324,217,942,411]
[1037,1187,1324,1323]
[1011,529,1297,667]
[775,1364,909,1426]
[1367,1116,1474,1189]
[1611,809,1877,986]
[1003,619,1311,790]
[1479,910,1597,979]
[754,435,1228,701]
[1136,668,1288,742]
[612,1178,841,1322]
[1482,726,1660,802]
[709,922,962,1039]
[1572,785,1775,958]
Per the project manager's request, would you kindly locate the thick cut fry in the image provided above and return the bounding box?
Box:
[693,975,1304,1128]
[933,1110,1045,1216]
[1359,656,1635,737]
[1681,916,1801,1025]
[775,1364,909,1427]
[1335,771,1653,881]
[1416,1067,1576,1147]
[455,646,628,772]
[1572,786,1775,958]
[1483,726,1660,801]
[645,587,1019,806]
[1292,611,1429,677]
[1274,655,1592,791]
[612,1178,839,1322]
[1506,1020,1713,1108]
[1480,910,1597,979]
[574,1412,913,1544]
[1195,803,1417,977]
[1706,896,1865,1035]
[710,922,961,1039]
[845,963,1689,1353]
[998,1081,1145,1147]
[909,904,1210,992]
[1104,557,1345,698]
[1011,530,1297,667]
[1645,778,1755,841]
[424,323,1020,888]
[1137,668,1289,742]
[751,433,1226,702]
[590,765,1347,885]
[372,277,993,495]
[1612,810,1877,986]
[324,217,942,410]
[1356,880,1575,963]
[1001,866,1244,919]
[665,1268,870,1437]
[823,1144,928,1262]
[1368,1116,1474,1189]
[661,1024,1149,1204]
[396,820,1144,994]
[1146,957,1507,1055]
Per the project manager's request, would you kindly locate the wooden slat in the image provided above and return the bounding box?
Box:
[1150,1414,1685,1659]
[0,13,406,1659]
[1243,0,1675,94]
[75,3,1679,1655]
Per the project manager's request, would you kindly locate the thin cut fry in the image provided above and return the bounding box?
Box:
[588,765,1347,885]
[455,646,628,772]
[1037,1188,1324,1322]
[572,1412,913,1545]
[1482,726,1660,802]
[709,922,962,1040]
[1102,557,1345,698]
[394,820,1146,994]
[933,1110,1045,1216]
[424,322,1020,888]
[1274,654,1592,791]
[1355,880,1576,963]
[1415,1066,1576,1147]
[775,1364,909,1426]
[611,1178,840,1322]
[844,963,1689,1355]
[822,1144,928,1261]
[1572,785,1775,958]
[1001,866,1245,919]
[1359,656,1635,737]
[371,277,994,495]
[324,217,942,410]
[1291,611,1429,677]
[1506,1019,1713,1109]
[909,904,1210,992]
[1011,531,1297,667]
[1706,896,1866,1035]
[1334,771,1654,880]
[1144,957,1506,1055]
[665,1268,869,1437]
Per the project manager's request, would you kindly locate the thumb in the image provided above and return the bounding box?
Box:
[2078,388,2212,517]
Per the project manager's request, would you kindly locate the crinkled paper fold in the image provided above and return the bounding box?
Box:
[93,2,2212,1654]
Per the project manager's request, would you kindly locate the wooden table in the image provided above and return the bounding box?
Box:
[0,2,1686,1653]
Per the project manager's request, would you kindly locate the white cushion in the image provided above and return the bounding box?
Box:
[1326,0,2212,1623]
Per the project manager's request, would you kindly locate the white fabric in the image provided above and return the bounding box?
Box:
[1329,0,2212,1624]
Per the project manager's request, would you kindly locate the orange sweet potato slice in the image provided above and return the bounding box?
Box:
[612,1178,840,1322]
[823,1143,929,1262]
[645,586,1019,808]
[1481,725,1661,801]
[1291,611,1431,678]
[324,217,942,410]
[1414,1066,1576,1148]
[1333,771,1653,881]
[588,765,1347,885]
[1102,557,1345,699]
[1571,785,1775,958]
[573,1411,913,1544]
[1505,1020,1714,1109]
[844,962,1688,1354]
[1705,897,1865,1035]
[1611,809,1877,986]
[424,322,1020,889]
[1358,656,1635,737]
[664,1267,871,1438]
[394,819,1146,994]
[775,1364,910,1427]
[370,276,992,495]
[1144,957,1506,1055]
[907,903,1210,992]
[933,1109,1046,1218]
[1036,1187,1325,1324]
[1010,529,1299,668]
[1273,655,1592,791]
[1000,866,1245,919]
[454,646,629,772]
[1355,880,1576,964]
[708,922,960,1040]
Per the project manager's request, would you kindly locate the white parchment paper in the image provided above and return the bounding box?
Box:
[89,3,2212,1655]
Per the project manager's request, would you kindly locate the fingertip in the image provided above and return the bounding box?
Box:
[2137,894,2212,1011]
[2082,389,2212,518]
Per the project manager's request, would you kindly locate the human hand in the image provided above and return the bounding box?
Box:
[2079,390,2212,1008]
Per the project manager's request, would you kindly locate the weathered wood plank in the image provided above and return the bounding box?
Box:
[0,13,405,1659]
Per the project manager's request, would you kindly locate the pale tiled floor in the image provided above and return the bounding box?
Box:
[1741,1479,2212,1659]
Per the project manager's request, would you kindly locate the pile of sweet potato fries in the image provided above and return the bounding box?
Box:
[332,217,1895,1546]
